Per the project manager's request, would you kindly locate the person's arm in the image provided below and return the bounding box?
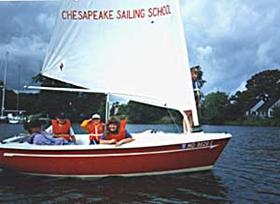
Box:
[33,134,52,145]
[80,119,90,128]
[81,119,93,132]
[100,139,116,144]
[69,127,77,144]
[99,134,116,144]
[115,131,134,146]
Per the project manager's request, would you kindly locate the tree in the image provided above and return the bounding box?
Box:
[32,75,105,122]
[272,106,280,120]
[229,69,280,119]
[202,92,230,123]
[245,70,280,98]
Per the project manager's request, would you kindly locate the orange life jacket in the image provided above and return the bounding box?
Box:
[87,122,104,142]
[51,119,71,141]
[106,119,127,142]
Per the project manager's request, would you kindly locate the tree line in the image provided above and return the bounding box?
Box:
[1,69,279,125]
[200,69,280,125]
[0,76,182,124]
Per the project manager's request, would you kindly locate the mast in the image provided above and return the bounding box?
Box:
[1,52,8,118]
[105,94,110,124]
[16,64,21,112]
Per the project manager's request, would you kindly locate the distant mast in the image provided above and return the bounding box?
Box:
[1,52,8,118]
[16,64,21,112]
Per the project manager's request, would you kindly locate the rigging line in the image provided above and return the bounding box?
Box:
[167,109,181,133]
[25,85,169,108]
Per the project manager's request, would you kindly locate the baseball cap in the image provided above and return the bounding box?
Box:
[91,114,101,119]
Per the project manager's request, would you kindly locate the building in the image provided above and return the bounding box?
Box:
[246,98,280,118]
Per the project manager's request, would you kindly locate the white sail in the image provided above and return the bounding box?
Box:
[41,0,199,125]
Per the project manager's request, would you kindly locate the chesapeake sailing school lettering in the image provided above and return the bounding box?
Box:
[61,5,172,20]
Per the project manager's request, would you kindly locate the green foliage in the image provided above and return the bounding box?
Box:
[245,70,280,98]
[2,69,279,126]
[201,91,230,123]
[201,69,280,126]
[227,69,280,120]
[272,106,280,120]
[118,101,182,124]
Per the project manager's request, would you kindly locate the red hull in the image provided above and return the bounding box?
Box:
[0,138,230,177]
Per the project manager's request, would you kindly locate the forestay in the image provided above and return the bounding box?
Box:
[41,0,199,125]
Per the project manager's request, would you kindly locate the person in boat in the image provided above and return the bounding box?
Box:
[45,112,77,145]
[100,117,134,146]
[24,118,66,145]
[80,113,104,145]
[187,66,205,128]
[191,66,203,108]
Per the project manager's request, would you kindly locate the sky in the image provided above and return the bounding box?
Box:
[0,0,279,95]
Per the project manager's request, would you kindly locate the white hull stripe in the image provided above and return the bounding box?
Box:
[23,165,214,178]
[3,144,219,158]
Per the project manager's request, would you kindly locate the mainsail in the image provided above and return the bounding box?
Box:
[41,0,199,125]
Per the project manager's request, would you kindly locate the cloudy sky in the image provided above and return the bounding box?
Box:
[0,0,279,95]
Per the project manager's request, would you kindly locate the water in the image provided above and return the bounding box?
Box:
[0,124,279,204]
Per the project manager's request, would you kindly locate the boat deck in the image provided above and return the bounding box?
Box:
[0,131,231,150]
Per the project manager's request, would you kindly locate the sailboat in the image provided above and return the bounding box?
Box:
[0,53,23,124]
[7,65,24,124]
[0,0,231,177]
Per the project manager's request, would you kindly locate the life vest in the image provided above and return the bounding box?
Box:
[106,119,127,142]
[87,122,104,143]
[51,119,71,141]
[193,81,201,97]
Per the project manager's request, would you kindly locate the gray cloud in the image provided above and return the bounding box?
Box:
[0,1,58,90]
[0,0,279,96]
[182,0,280,94]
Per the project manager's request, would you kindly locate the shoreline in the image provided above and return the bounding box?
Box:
[202,119,280,127]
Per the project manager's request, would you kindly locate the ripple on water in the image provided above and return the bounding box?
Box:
[0,125,280,204]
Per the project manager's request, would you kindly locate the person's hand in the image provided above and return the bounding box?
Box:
[109,139,116,144]
[115,141,123,147]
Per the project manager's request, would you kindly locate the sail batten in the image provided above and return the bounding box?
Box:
[41,0,199,125]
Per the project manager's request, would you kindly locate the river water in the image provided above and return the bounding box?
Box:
[0,124,279,204]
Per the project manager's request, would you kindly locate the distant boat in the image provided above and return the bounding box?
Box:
[0,52,24,124]
[0,0,231,177]
[0,116,7,123]
[8,119,20,124]
[7,113,21,124]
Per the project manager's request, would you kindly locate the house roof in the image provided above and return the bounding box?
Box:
[247,99,267,112]
[247,99,262,111]
[257,98,280,112]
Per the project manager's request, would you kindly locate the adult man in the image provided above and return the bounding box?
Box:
[80,113,104,144]
[45,112,77,144]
